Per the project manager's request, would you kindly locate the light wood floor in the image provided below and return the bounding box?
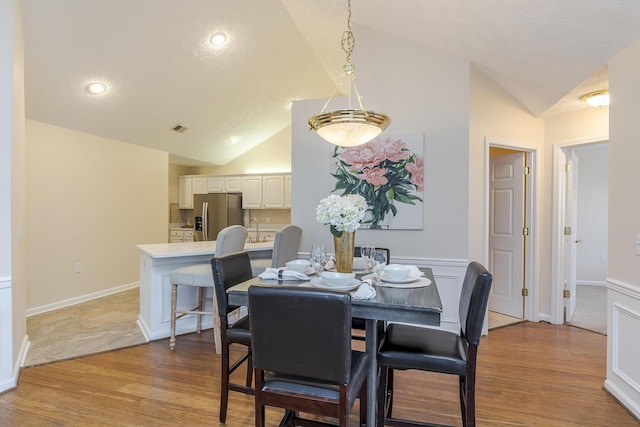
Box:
[2,322,637,426]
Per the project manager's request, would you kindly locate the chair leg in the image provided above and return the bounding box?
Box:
[254,369,265,427]
[220,331,230,423]
[376,366,388,427]
[246,348,253,387]
[196,287,204,334]
[169,284,177,350]
[359,378,367,427]
[462,373,476,427]
[386,368,394,418]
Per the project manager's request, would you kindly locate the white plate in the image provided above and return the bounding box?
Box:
[310,277,361,291]
[380,272,424,284]
[376,277,432,288]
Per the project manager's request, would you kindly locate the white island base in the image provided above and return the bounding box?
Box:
[136,240,273,352]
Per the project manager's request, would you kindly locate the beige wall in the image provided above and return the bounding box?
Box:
[609,40,640,286]
[468,66,545,260]
[189,127,292,176]
[25,120,169,311]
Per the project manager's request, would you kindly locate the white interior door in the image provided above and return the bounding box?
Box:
[564,150,579,322]
[489,152,525,318]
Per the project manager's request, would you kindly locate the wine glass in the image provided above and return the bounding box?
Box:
[371,249,388,282]
[359,244,375,272]
[310,244,327,276]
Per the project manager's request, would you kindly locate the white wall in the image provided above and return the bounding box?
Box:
[1,0,27,393]
[606,37,640,419]
[292,24,470,260]
[574,144,608,284]
[25,120,169,312]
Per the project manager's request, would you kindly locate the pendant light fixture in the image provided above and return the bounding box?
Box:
[308,0,391,147]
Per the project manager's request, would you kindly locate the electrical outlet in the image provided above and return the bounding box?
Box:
[74,262,82,273]
[265,216,271,223]
[600,255,607,262]
[636,234,640,256]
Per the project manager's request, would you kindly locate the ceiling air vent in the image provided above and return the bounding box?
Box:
[171,124,188,133]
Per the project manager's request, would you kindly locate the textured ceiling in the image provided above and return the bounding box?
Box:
[21,0,640,165]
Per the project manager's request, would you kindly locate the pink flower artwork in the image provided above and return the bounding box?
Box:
[331,134,424,230]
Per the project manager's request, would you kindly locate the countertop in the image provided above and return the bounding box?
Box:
[137,240,273,258]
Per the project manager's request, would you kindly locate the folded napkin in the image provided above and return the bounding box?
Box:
[259,268,309,281]
[324,259,336,271]
[351,279,376,300]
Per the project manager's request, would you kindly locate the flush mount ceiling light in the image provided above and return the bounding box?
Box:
[308,0,390,147]
[581,90,610,108]
[86,81,107,95]
[210,32,227,47]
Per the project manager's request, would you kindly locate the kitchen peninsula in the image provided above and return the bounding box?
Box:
[136,240,273,343]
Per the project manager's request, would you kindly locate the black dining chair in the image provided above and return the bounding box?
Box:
[210,251,255,423]
[376,261,493,427]
[248,285,370,427]
[351,246,390,341]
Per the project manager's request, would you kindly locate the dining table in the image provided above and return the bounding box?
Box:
[227,267,443,427]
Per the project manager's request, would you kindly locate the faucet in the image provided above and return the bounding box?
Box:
[249,217,259,243]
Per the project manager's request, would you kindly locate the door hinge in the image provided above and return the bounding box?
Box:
[522,288,529,297]
[522,227,529,236]
[563,289,570,298]
[523,166,530,175]
[564,226,572,236]
[565,163,573,173]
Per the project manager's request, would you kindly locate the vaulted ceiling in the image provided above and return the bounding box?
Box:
[21,1,640,166]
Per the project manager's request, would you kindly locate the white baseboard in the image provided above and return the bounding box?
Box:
[576,280,607,287]
[605,378,640,420]
[26,282,140,317]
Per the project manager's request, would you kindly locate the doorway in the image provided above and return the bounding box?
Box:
[484,138,540,324]
[551,139,608,327]
[563,143,609,334]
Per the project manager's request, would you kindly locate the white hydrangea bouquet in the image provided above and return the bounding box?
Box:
[315,194,367,238]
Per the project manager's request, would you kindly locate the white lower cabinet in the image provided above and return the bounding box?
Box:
[169,229,194,242]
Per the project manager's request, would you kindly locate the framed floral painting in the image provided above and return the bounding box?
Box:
[330,134,424,230]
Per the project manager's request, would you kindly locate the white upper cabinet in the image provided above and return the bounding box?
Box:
[262,175,285,208]
[241,175,263,209]
[178,177,193,209]
[207,175,243,193]
[192,177,208,194]
[241,174,287,209]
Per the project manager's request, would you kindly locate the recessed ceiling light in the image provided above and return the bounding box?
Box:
[86,82,107,94]
[227,136,239,145]
[210,33,227,47]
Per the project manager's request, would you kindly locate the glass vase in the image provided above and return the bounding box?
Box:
[333,231,355,273]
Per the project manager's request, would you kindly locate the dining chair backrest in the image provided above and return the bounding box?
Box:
[215,225,248,256]
[354,246,390,260]
[271,225,302,268]
[248,286,352,384]
[211,251,254,317]
[459,261,493,346]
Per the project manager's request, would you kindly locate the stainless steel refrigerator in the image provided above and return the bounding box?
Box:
[193,193,243,241]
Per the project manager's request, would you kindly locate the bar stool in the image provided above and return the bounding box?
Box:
[169,225,248,352]
[249,225,302,276]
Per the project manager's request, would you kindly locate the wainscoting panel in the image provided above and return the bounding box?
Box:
[605,279,640,420]
[394,257,468,333]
